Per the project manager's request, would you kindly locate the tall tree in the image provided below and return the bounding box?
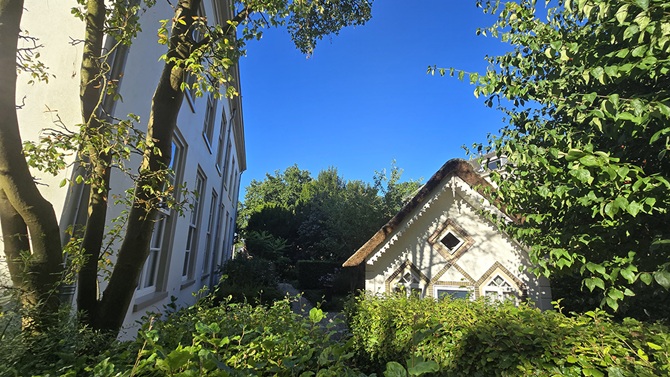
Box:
[2,0,374,334]
[436,0,670,317]
[242,164,420,265]
[0,0,64,330]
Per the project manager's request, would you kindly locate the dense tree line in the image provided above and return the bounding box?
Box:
[238,164,421,277]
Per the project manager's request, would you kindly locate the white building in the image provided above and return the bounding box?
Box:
[343,159,552,310]
[8,0,245,335]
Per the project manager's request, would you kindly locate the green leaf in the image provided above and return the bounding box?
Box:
[653,271,670,290]
[608,288,624,301]
[407,361,439,376]
[579,155,599,167]
[627,201,642,217]
[604,297,619,311]
[566,149,586,161]
[384,361,408,377]
[591,67,605,84]
[647,342,663,350]
[309,307,326,324]
[585,277,605,291]
[583,367,605,377]
[571,169,593,184]
[640,273,653,285]
[615,4,629,24]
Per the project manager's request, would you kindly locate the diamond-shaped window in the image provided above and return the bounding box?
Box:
[441,231,463,253]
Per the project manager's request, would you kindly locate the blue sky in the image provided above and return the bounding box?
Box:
[238,0,510,193]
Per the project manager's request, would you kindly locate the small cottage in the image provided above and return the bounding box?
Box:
[343,159,552,309]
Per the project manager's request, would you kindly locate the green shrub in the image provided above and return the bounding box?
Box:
[0,304,132,376]
[131,297,365,376]
[215,256,282,305]
[297,260,339,289]
[346,293,670,376]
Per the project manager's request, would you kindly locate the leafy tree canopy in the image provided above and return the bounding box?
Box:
[239,164,421,268]
[435,0,670,317]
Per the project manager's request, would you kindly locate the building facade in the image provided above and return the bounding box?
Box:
[343,159,552,310]
[7,0,245,335]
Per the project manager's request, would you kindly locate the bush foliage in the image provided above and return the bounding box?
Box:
[214,256,283,305]
[346,293,670,376]
[1,292,668,376]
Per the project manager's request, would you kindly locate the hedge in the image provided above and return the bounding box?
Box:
[345,293,670,376]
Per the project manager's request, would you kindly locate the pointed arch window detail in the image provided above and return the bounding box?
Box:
[386,261,429,298]
[483,275,516,303]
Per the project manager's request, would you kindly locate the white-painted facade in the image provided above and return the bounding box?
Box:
[344,160,552,310]
[6,0,245,336]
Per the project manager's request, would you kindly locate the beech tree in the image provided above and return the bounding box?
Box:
[1,0,373,334]
[435,0,669,317]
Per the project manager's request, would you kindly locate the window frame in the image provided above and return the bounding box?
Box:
[202,93,217,151]
[215,113,228,174]
[433,285,475,301]
[183,168,206,281]
[202,189,218,277]
[136,133,186,298]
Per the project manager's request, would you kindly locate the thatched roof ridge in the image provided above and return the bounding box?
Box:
[342,158,495,267]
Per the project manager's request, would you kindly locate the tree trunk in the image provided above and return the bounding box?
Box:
[0,0,64,330]
[93,0,201,333]
[77,0,111,324]
[0,189,29,288]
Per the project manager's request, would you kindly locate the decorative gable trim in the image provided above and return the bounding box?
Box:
[367,182,448,265]
[343,159,505,268]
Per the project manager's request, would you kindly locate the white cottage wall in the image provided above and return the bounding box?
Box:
[364,175,552,310]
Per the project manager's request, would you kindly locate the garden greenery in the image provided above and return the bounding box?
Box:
[0,290,668,376]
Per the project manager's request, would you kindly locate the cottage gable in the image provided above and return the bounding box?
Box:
[343,159,552,310]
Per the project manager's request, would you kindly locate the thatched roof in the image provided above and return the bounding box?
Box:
[342,159,495,267]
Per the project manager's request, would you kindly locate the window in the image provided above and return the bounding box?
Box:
[183,170,206,280]
[202,189,218,276]
[226,211,233,260]
[391,268,424,297]
[428,219,473,262]
[434,286,473,301]
[137,213,167,295]
[215,115,228,173]
[483,275,516,303]
[137,135,185,295]
[227,159,236,197]
[440,231,463,253]
[222,140,232,187]
[202,94,217,149]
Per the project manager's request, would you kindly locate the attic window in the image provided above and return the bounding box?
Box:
[441,231,463,253]
[483,275,515,303]
[391,267,425,297]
